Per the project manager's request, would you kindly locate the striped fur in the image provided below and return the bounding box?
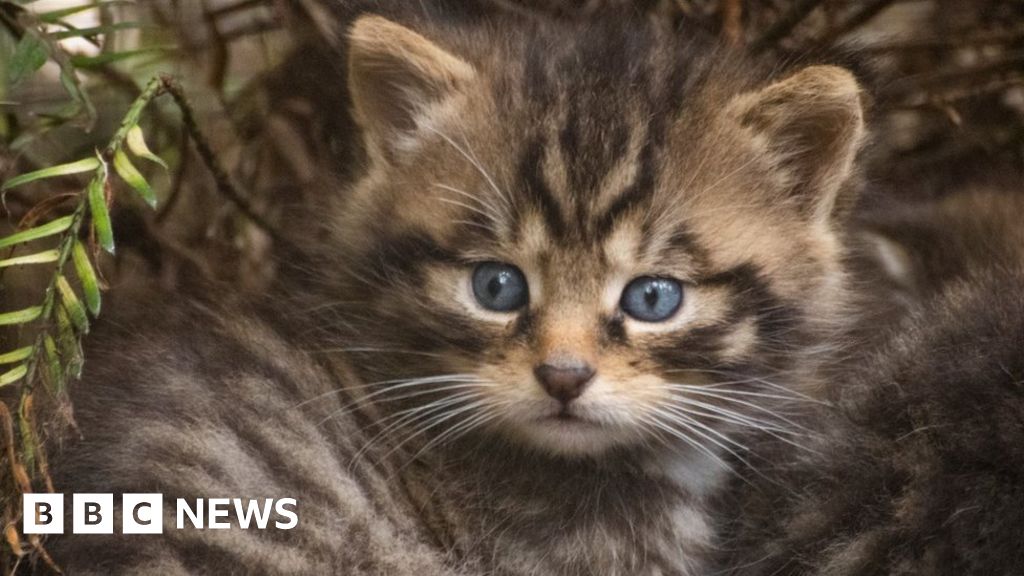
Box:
[722,187,1024,575]
[50,8,867,575]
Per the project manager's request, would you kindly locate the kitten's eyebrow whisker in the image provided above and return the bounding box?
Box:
[425,125,512,215]
[452,123,515,212]
[433,183,504,222]
[437,196,501,224]
[699,155,765,200]
[452,219,497,233]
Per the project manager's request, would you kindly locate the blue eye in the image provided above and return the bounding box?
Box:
[472,262,529,312]
[620,277,683,322]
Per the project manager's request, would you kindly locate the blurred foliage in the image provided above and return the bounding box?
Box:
[0,1,291,571]
[0,0,1021,572]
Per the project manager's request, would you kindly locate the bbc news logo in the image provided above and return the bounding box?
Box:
[23,494,298,534]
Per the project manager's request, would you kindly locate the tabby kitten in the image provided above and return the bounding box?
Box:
[50,8,866,575]
[722,187,1024,575]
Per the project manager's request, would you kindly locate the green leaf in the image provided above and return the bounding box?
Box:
[55,56,96,127]
[87,173,115,254]
[0,347,34,365]
[0,306,43,326]
[51,21,147,40]
[0,249,60,268]
[0,215,74,249]
[57,275,89,334]
[7,34,48,86]
[0,365,27,387]
[55,306,83,379]
[71,241,101,316]
[12,26,95,129]
[37,1,136,23]
[43,335,65,393]
[113,148,156,207]
[125,125,168,169]
[1,157,100,191]
[70,47,174,69]
[18,389,36,474]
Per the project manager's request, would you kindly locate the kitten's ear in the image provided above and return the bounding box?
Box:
[726,65,865,222]
[347,15,476,162]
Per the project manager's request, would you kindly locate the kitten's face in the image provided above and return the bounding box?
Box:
[331,16,864,457]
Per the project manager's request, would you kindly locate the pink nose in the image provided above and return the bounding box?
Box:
[534,361,595,404]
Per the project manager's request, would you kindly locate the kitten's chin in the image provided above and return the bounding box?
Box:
[512,416,635,457]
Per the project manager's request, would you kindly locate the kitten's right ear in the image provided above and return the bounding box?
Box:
[347,15,476,163]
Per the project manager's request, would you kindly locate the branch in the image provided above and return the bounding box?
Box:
[816,0,895,46]
[157,75,293,250]
[861,26,1024,52]
[721,0,743,47]
[748,0,825,54]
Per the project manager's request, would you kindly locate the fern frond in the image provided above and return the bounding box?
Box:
[0,73,168,439]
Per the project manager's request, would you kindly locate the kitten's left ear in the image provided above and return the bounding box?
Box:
[726,65,866,222]
[347,15,477,163]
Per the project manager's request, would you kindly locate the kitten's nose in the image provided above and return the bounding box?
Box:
[534,360,595,404]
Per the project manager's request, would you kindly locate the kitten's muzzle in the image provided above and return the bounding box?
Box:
[534,361,595,405]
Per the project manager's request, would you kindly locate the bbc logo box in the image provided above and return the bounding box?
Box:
[22,493,63,534]
[24,493,163,535]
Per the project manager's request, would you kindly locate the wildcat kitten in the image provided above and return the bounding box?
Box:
[722,186,1024,575]
[49,7,866,575]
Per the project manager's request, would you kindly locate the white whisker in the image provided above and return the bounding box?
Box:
[664,393,800,436]
[636,410,733,472]
[425,126,511,215]
[350,392,486,468]
[662,386,812,432]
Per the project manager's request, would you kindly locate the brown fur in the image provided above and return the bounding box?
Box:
[723,187,1024,575]
[50,7,869,575]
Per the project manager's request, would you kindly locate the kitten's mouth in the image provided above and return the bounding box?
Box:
[518,405,629,455]
[547,406,594,426]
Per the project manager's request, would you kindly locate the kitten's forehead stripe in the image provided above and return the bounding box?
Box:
[499,25,701,249]
[519,135,567,240]
[509,111,665,249]
[595,120,660,238]
[559,94,633,213]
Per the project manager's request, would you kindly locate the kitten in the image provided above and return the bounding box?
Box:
[722,186,1024,575]
[49,8,867,575]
